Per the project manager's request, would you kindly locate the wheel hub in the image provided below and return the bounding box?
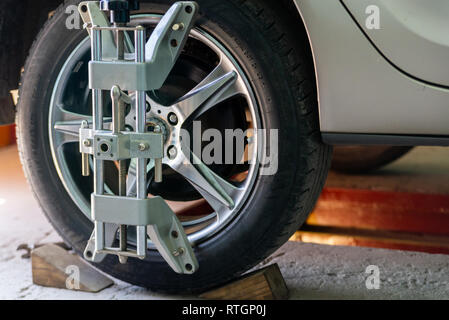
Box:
[146,116,170,144]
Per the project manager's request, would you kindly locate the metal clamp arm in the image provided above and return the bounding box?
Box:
[145,1,199,88]
[87,2,199,91]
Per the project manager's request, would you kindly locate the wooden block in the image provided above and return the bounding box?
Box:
[199,264,289,300]
[31,244,113,293]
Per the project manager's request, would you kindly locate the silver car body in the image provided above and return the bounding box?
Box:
[293,0,449,145]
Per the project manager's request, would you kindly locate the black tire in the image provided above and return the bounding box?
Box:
[332,146,413,174]
[17,0,332,293]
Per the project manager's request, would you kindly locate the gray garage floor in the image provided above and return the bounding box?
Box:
[1,145,449,299]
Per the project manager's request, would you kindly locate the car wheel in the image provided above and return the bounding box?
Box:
[17,0,332,293]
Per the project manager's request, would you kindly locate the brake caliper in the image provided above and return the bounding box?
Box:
[78,0,199,274]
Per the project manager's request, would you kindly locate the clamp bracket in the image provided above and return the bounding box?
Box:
[78,1,200,275]
[80,129,164,161]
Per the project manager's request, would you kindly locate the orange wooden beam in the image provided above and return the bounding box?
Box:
[307,187,449,235]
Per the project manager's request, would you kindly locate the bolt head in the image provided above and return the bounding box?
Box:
[83,139,91,147]
[138,143,148,151]
[172,23,184,31]
[172,247,185,257]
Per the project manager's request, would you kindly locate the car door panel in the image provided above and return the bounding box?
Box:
[293,0,449,136]
[343,0,449,87]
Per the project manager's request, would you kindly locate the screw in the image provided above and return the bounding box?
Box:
[168,146,177,159]
[138,143,149,151]
[173,248,185,257]
[168,113,178,125]
[172,23,184,31]
[83,139,91,147]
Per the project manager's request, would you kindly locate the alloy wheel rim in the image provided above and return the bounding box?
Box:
[48,14,262,246]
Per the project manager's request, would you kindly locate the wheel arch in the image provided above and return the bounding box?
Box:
[258,0,322,130]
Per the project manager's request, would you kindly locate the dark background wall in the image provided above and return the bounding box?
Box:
[0,0,61,124]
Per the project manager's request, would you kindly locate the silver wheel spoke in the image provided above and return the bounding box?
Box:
[182,213,216,227]
[53,107,91,149]
[175,59,241,122]
[53,107,111,149]
[168,151,242,217]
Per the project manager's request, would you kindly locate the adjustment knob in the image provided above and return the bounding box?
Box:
[99,0,140,24]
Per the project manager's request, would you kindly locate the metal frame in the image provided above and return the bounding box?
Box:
[78,1,200,274]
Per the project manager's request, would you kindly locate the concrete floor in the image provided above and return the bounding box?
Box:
[1,145,449,299]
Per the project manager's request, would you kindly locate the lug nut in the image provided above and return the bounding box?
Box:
[168,146,177,159]
[168,113,178,125]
